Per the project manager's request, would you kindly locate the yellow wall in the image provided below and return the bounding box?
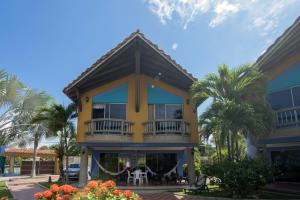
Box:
[77,74,198,143]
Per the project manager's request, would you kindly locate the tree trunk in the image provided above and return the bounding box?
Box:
[235,140,239,161]
[227,134,231,161]
[214,137,220,162]
[231,133,235,161]
[218,140,222,161]
[58,138,65,182]
[31,137,38,178]
[64,128,69,183]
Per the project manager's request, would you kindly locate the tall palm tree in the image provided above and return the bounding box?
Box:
[192,64,274,160]
[15,89,52,177]
[33,103,77,182]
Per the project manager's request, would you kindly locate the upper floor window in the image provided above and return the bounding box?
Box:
[268,86,300,110]
[148,104,183,120]
[92,103,126,119]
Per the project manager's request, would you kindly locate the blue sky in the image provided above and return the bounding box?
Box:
[1,0,300,112]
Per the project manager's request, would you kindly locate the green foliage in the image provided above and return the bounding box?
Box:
[0,181,12,198]
[202,158,274,197]
[191,64,274,161]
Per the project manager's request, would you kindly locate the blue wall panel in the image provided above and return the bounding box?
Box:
[93,84,128,103]
[148,85,183,104]
[267,62,300,92]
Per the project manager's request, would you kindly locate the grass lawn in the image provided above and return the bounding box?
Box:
[0,181,12,198]
[175,185,300,199]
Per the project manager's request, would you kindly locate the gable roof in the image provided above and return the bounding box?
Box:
[255,16,300,71]
[63,30,196,101]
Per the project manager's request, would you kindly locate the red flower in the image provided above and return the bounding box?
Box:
[34,192,43,199]
[51,184,60,193]
[60,185,75,194]
[63,194,69,200]
[113,189,121,196]
[56,195,63,200]
[83,186,90,193]
[43,190,53,198]
[124,190,133,198]
[87,180,98,188]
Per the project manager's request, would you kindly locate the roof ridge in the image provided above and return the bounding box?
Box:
[63,31,196,94]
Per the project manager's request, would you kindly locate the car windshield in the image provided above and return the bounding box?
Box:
[69,164,80,168]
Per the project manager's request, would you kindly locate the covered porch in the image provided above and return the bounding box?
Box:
[78,144,196,186]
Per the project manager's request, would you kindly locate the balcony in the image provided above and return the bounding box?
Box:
[84,119,134,142]
[143,120,191,143]
[276,107,300,129]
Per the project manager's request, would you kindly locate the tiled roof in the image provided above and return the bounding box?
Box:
[255,16,300,69]
[4,147,56,157]
[63,30,196,94]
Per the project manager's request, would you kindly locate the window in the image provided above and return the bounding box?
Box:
[110,104,126,119]
[268,90,293,110]
[292,86,300,106]
[155,104,165,120]
[149,104,183,120]
[166,105,183,119]
[92,103,126,119]
[92,104,107,119]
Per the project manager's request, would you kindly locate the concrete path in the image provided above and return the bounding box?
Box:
[6,175,59,200]
[8,183,44,200]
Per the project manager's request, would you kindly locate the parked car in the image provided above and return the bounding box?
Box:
[63,163,80,180]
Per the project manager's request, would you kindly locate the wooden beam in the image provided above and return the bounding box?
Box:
[79,69,133,93]
[135,39,141,112]
[76,88,82,112]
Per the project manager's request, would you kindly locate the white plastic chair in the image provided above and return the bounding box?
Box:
[132,169,142,185]
[140,170,148,184]
[127,170,134,184]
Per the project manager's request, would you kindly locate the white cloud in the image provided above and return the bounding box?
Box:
[145,0,300,35]
[209,1,240,28]
[172,42,178,50]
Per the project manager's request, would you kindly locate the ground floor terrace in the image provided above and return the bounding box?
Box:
[257,135,300,182]
[78,143,196,186]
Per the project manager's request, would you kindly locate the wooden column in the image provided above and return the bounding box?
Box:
[135,40,141,113]
[9,154,15,174]
[76,88,82,112]
[79,147,89,186]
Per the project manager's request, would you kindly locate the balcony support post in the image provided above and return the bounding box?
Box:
[91,119,94,135]
[79,147,89,187]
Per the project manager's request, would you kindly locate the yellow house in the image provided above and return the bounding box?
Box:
[63,31,198,185]
[253,16,300,181]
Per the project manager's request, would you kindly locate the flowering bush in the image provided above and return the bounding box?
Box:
[34,180,141,200]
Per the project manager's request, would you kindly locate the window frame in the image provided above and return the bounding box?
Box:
[268,85,300,110]
[92,103,127,120]
[149,103,183,120]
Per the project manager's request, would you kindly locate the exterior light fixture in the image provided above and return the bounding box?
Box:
[85,97,89,103]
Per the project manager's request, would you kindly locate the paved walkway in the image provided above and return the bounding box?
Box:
[6,175,59,200]
[8,183,44,200]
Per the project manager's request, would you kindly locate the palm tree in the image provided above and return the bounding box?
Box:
[192,64,274,160]
[33,103,77,182]
[15,89,52,177]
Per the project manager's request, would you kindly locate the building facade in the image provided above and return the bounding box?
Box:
[64,31,198,184]
[255,17,300,181]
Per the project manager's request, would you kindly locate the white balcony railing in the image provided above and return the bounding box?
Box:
[143,120,190,135]
[276,107,300,128]
[85,118,133,135]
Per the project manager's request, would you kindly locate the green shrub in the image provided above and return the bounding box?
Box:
[202,158,274,197]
